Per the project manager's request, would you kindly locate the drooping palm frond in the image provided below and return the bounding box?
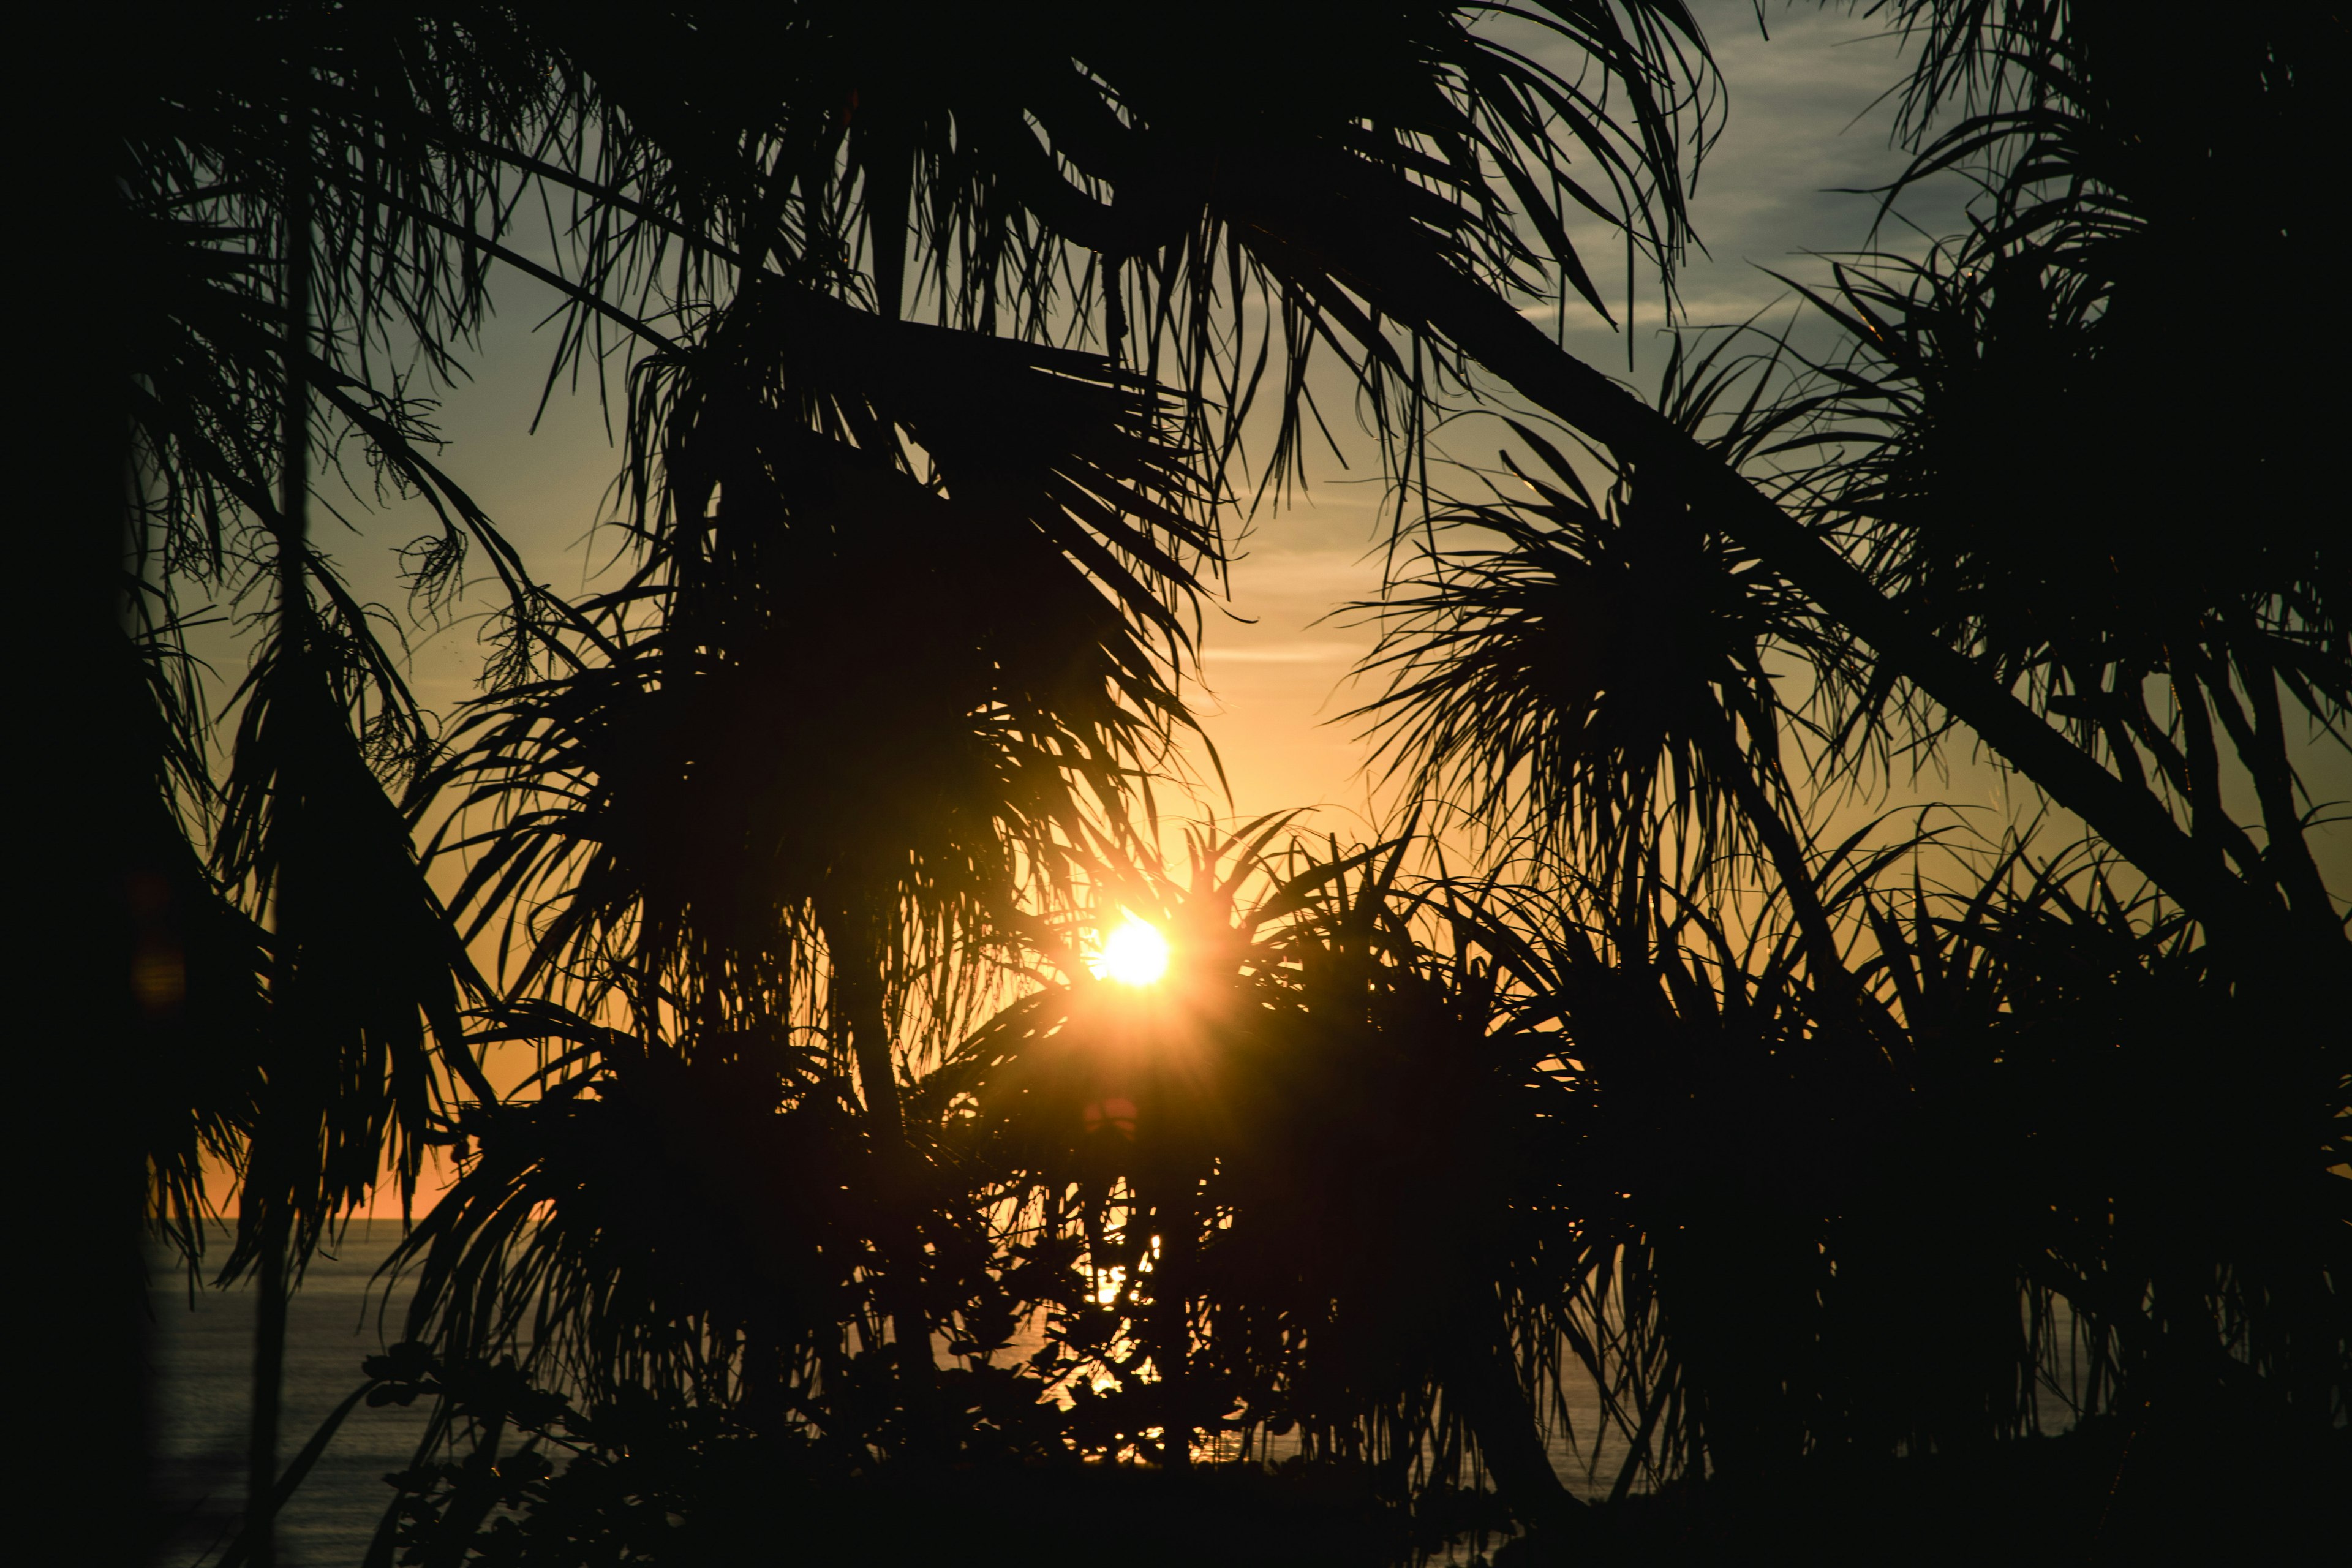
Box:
[123,3,573,609]
[127,791,270,1271]
[213,600,491,1275]
[426,282,1221,1030]
[542,1,1717,497]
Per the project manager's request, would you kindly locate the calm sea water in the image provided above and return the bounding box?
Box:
[143,1225,1670,1567]
[148,1222,430,1568]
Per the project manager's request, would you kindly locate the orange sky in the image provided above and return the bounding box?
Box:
[213,4,2348,1220]
[345,5,1972,834]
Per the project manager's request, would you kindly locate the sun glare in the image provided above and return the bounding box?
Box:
[1093,915,1170,986]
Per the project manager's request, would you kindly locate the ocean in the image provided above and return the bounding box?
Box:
[142,1224,1671,1567]
[148,1223,431,1568]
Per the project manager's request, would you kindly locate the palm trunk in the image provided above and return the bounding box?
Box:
[1149,1181,1193,1469]
[246,1208,292,1568]
[1223,167,2294,951]
[246,75,312,1566]
[1700,713,1844,987]
[276,62,313,622]
[1688,703,1891,1048]
[2204,635,2333,924]
[1437,1326,1580,1545]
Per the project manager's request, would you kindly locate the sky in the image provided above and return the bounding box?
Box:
[284,1,2348,1219]
[282,2,1990,1215]
[1171,1,1981,830]
[336,2,1974,842]
[309,1,2348,902]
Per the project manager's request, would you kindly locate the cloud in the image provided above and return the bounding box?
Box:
[1218,546,1387,602]
[1205,640,1366,666]
[1493,1,1976,363]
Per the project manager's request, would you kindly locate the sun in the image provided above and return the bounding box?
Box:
[1092,914,1170,986]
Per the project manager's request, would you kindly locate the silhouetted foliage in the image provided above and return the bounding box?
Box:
[111,4,2346,1564]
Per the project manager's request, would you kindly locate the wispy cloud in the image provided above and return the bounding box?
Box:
[1220,547,1387,599]
[1207,640,1366,666]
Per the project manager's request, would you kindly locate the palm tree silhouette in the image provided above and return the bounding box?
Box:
[92,5,2346,1556]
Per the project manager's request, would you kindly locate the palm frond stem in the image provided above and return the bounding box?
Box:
[1239,170,2315,951]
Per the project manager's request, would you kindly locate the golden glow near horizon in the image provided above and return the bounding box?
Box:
[1092,914,1170,986]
